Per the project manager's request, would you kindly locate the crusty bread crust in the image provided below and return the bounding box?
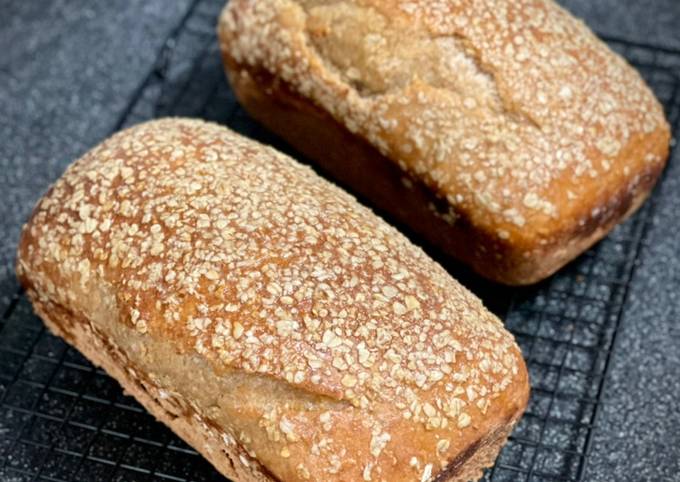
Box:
[223,64,663,285]
[218,0,670,285]
[17,119,529,482]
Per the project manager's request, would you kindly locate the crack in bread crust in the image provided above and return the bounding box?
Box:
[28,291,522,482]
[30,295,277,482]
[29,291,520,482]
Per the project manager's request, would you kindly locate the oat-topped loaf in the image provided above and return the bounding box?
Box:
[218,0,671,285]
[17,119,529,482]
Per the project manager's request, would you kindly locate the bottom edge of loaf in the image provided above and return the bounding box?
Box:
[31,296,517,482]
[433,424,515,482]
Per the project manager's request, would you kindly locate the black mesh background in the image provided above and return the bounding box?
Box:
[1,1,679,481]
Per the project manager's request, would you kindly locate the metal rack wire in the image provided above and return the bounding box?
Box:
[1,0,679,480]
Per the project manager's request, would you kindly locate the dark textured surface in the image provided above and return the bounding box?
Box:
[1,1,679,482]
[561,4,680,481]
[587,147,680,481]
[563,0,680,50]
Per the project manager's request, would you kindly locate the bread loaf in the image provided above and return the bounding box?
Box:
[17,119,529,482]
[218,0,671,285]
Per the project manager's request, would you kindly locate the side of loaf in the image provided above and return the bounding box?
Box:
[17,119,529,482]
[218,0,671,285]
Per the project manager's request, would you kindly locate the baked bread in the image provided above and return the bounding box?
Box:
[17,119,529,482]
[218,0,671,285]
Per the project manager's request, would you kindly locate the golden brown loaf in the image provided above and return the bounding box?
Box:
[218,0,671,285]
[17,119,529,482]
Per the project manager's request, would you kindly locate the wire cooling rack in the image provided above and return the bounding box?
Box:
[1,1,679,481]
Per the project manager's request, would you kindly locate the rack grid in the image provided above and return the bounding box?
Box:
[1,1,679,481]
